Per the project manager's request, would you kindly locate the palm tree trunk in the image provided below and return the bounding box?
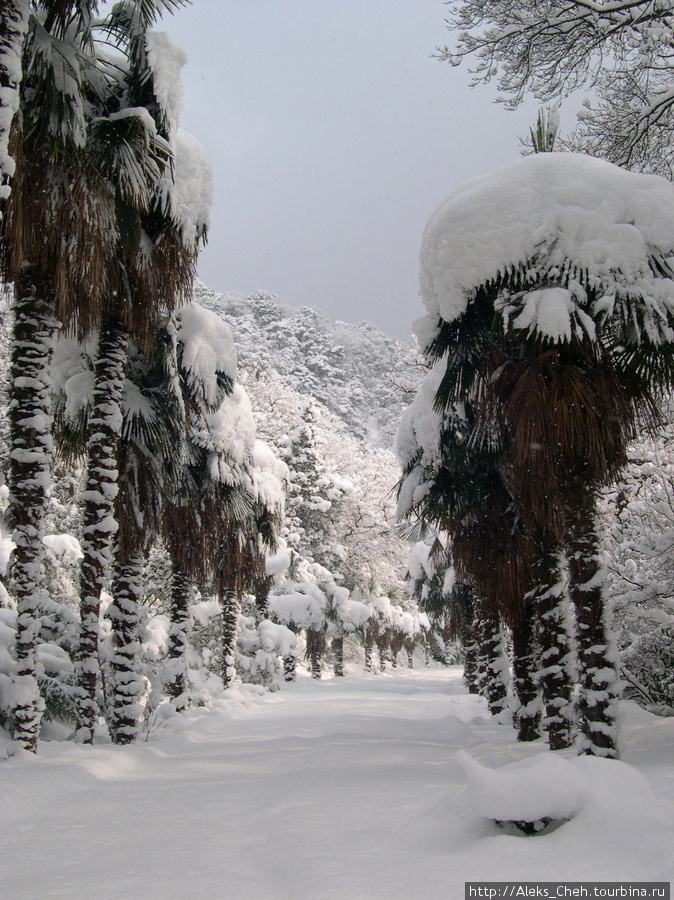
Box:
[475,597,509,716]
[511,601,541,742]
[462,621,481,694]
[254,575,271,623]
[76,315,128,743]
[563,479,621,758]
[283,652,297,682]
[333,633,345,676]
[531,530,575,750]
[306,628,323,679]
[0,0,29,203]
[106,548,144,744]
[7,273,57,751]
[221,588,239,689]
[364,628,374,673]
[165,562,192,705]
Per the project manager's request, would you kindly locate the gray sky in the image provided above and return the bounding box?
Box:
[164,0,540,340]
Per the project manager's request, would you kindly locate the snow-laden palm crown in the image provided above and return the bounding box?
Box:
[397,152,674,757]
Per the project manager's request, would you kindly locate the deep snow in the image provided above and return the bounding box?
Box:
[3,668,673,900]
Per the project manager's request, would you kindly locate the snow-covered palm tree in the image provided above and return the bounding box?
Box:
[0,0,117,751]
[0,0,29,212]
[75,4,210,743]
[400,152,674,757]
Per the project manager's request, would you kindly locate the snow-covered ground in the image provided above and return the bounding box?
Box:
[4,668,673,899]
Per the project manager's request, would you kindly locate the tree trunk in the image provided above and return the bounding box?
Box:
[306,628,323,679]
[407,647,414,669]
[0,0,29,202]
[364,629,374,673]
[531,530,575,750]
[76,315,128,743]
[106,549,144,744]
[510,601,541,742]
[254,575,271,623]
[475,597,509,716]
[7,274,57,751]
[221,588,240,689]
[283,652,297,682]
[462,622,481,695]
[333,633,344,677]
[165,563,192,706]
[563,479,621,758]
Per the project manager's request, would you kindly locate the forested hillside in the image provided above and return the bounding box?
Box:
[193,280,422,447]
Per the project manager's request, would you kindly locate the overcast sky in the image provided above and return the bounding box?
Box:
[163,0,541,340]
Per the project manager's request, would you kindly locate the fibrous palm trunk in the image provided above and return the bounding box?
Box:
[510,601,541,742]
[475,597,509,716]
[0,0,29,201]
[563,479,620,758]
[332,632,344,677]
[221,589,239,689]
[531,531,575,750]
[283,652,297,682]
[106,548,144,744]
[165,563,193,705]
[462,621,481,694]
[254,576,271,623]
[76,315,128,743]
[364,628,374,673]
[306,628,323,679]
[7,274,57,751]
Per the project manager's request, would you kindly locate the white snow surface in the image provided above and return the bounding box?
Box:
[145,31,187,138]
[3,670,674,899]
[394,361,447,516]
[159,129,213,252]
[175,302,237,407]
[419,152,674,342]
[456,749,590,822]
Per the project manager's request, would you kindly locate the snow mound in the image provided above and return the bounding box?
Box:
[456,750,590,822]
[420,152,674,335]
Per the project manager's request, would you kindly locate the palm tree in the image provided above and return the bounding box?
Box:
[103,332,187,743]
[0,0,114,751]
[75,1,200,744]
[0,0,29,210]
[406,152,674,757]
[162,368,285,696]
[216,470,284,690]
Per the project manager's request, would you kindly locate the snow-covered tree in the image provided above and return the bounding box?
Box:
[0,0,29,211]
[75,2,208,744]
[0,0,107,751]
[398,152,674,756]
[440,1,674,175]
[602,421,674,715]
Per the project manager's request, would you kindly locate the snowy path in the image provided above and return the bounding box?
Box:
[3,668,674,900]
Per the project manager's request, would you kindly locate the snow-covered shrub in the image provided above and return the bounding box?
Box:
[236,606,298,688]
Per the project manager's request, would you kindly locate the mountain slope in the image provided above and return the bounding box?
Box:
[193,281,422,448]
